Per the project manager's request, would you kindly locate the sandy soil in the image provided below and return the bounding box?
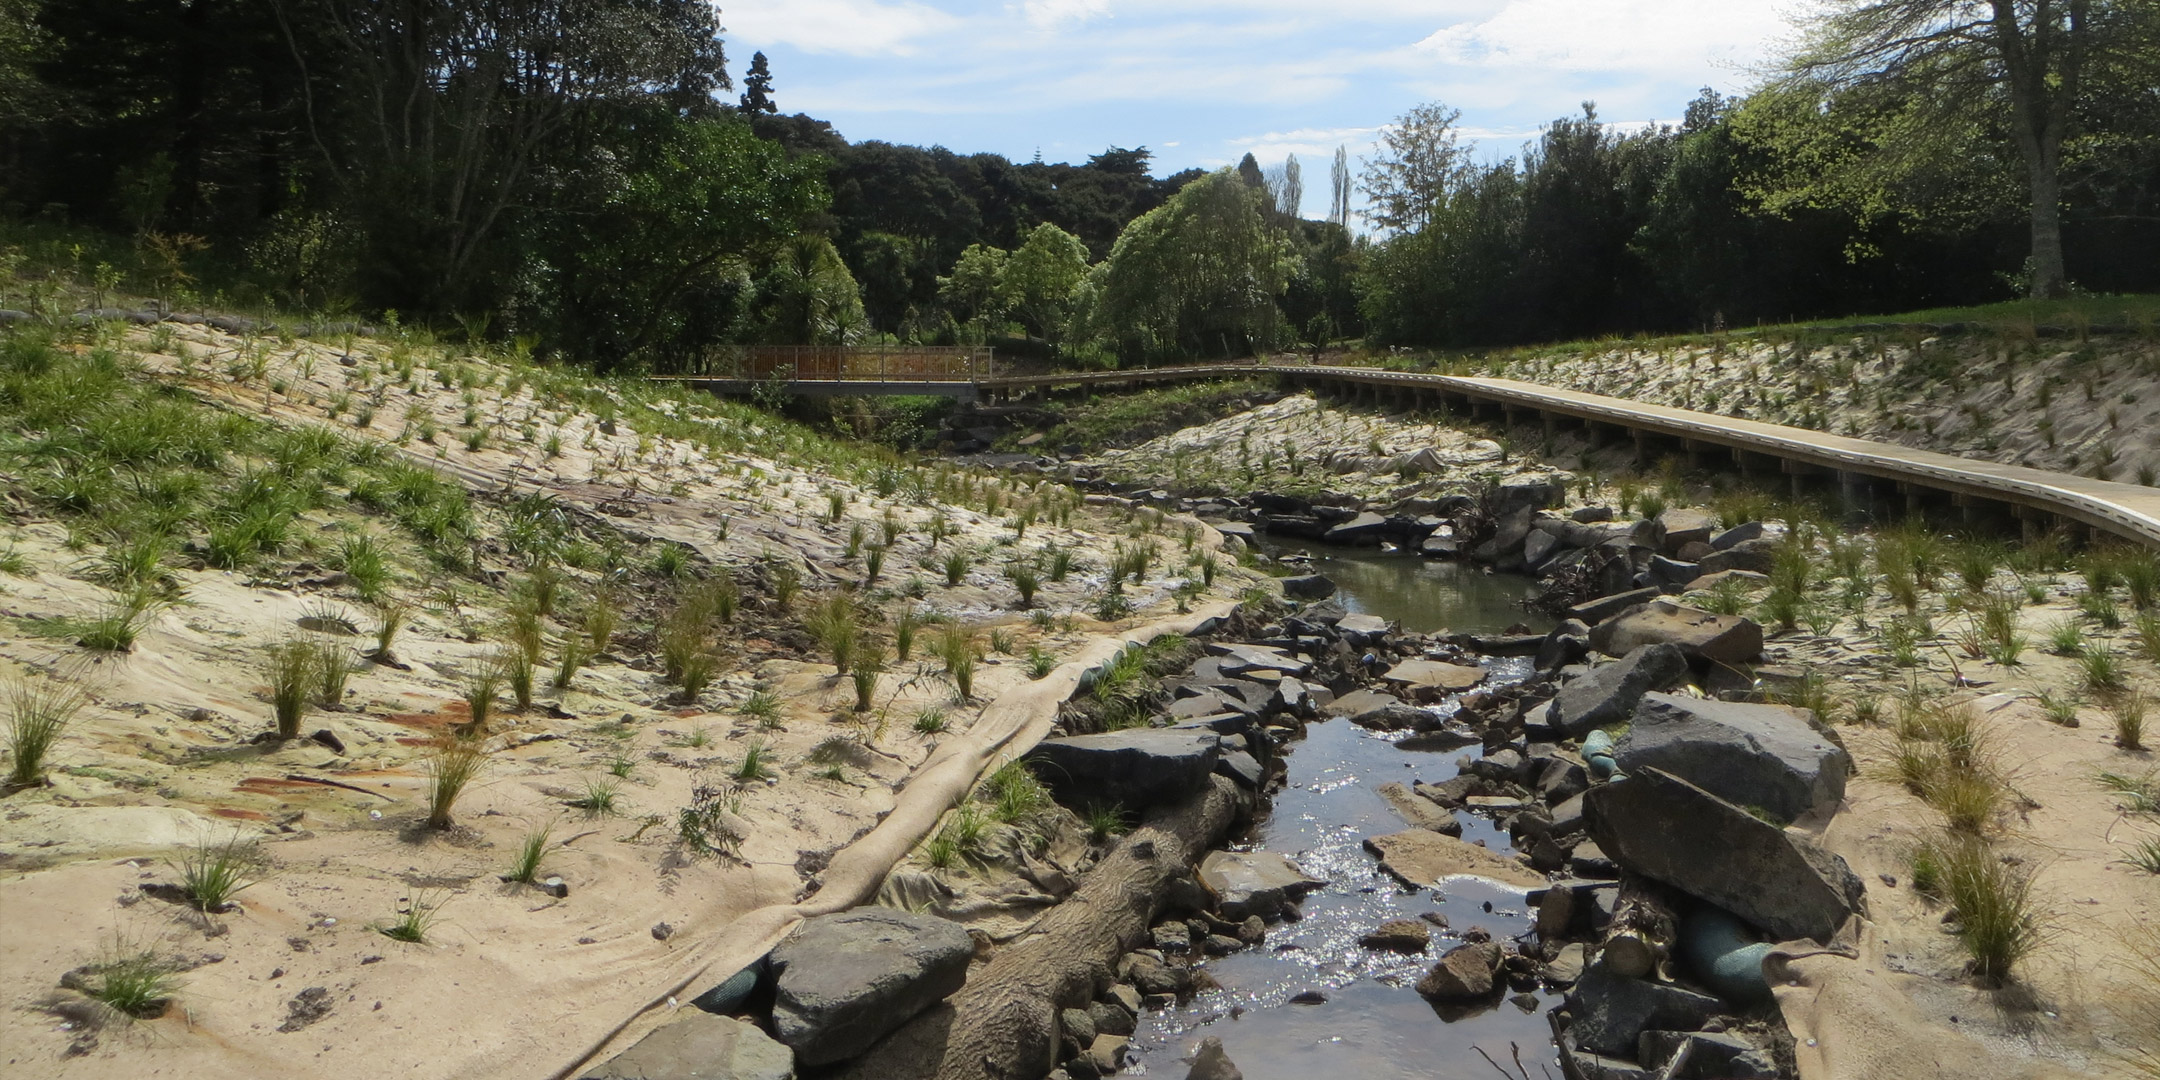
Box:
[0,323,1258,1078]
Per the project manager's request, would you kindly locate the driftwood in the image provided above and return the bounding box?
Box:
[1599,874,1677,980]
[828,775,1247,1080]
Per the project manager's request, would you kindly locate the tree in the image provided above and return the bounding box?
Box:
[1236,152,1266,191]
[1265,154,1303,218]
[1780,0,2160,298]
[536,113,825,370]
[1094,168,1295,362]
[1359,103,1470,234]
[272,0,731,313]
[936,243,1009,333]
[999,223,1090,351]
[740,50,776,114]
[1329,145,1352,227]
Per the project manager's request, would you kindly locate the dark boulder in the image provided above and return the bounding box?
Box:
[1548,644,1688,737]
[1028,728,1222,810]
[1584,768,1864,942]
[1615,693,1850,822]
[770,909,974,1066]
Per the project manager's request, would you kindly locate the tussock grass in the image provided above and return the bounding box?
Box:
[732,740,775,782]
[2114,693,2149,751]
[175,834,262,912]
[377,892,444,943]
[1885,700,2006,834]
[738,689,781,726]
[569,776,621,816]
[425,734,490,829]
[506,822,553,884]
[802,593,858,673]
[75,944,181,1019]
[934,624,977,701]
[850,643,886,712]
[4,671,87,790]
[266,638,316,738]
[463,653,507,733]
[981,760,1050,825]
[913,706,948,734]
[1934,835,2043,985]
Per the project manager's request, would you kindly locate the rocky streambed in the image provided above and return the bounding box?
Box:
[591,474,1855,1080]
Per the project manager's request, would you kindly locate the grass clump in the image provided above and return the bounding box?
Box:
[569,776,621,816]
[4,672,88,791]
[850,643,886,712]
[425,734,491,830]
[505,822,554,884]
[377,893,444,943]
[981,759,1050,825]
[74,946,181,1019]
[935,624,977,701]
[2113,693,2148,750]
[802,593,859,673]
[913,706,948,735]
[175,834,263,912]
[733,740,775,782]
[1934,835,2042,985]
[266,638,316,738]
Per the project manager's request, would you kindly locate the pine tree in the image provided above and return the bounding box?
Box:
[739,51,777,115]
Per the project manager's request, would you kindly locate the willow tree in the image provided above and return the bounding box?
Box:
[1095,169,1295,362]
[1776,0,2159,298]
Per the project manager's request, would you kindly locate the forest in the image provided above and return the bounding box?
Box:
[1,0,2156,371]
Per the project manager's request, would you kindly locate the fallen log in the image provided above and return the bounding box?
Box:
[828,774,1248,1080]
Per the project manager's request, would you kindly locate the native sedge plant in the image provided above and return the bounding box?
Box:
[942,549,972,587]
[369,601,407,662]
[4,671,87,791]
[314,640,354,709]
[2083,644,2128,693]
[893,606,922,661]
[378,891,445,943]
[850,643,887,712]
[552,637,585,690]
[463,652,508,733]
[75,939,182,1019]
[583,590,619,656]
[175,833,262,912]
[1006,560,1040,608]
[504,646,536,712]
[266,638,316,738]
[935,623,977,701]
[2114,693,2148,751]
[982,759,1050,826]
[504,821,553,884]
[913,706,949,734]
[803,592,859,673]
[425,733,490,829]
[1934,834,2043,985]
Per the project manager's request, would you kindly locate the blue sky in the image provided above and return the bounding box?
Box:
[719,0,1801,218]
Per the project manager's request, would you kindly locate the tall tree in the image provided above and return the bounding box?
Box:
[1266,154,1303,218]
[999,222,1090,352]
[1782,0,2158,298]
[1096,168,1294,361]
[740,50,776,114]
[1359,103,1470,234]
[1329,145,1352,227]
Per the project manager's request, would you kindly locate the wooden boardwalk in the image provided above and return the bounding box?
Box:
[669,359,2160,547]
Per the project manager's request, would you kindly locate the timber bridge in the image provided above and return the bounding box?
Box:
[663,351,2160,549]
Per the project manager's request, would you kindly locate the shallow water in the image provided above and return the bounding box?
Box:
[1254,536,1549,636]
[1123,542,1558,1078]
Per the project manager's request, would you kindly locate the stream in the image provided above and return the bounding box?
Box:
[1122,542,1558,1078]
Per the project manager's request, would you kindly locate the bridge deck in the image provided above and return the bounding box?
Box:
[668,361,2160,548]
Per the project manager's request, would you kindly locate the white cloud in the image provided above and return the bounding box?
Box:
[1021,0,1113,30]
[1414,0,1788,72]
[724,0,959,57]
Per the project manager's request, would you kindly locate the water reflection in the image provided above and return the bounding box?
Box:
[1254,537,1550,636]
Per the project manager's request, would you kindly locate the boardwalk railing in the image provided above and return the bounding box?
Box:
[674,345,993,382]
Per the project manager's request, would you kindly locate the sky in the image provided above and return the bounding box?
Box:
[718,0,1805,218]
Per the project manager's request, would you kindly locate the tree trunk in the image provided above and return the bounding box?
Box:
[827,775,1247,1080]
[2024,145,2068,300]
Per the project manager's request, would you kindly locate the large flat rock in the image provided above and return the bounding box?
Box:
[582,1012,796,1080]
[770,908,974,1066]
[1548,644,1687,737]
[1205,642,1312,677]
[1584,768,1863,942]
[1362,829,1545,889]
[1199,851,1326,920]
[1375,781,1463,836]
[1381,658,1486,692]
[1588,599,1763,664]
[1028,727,1221,810]
[1615,693,1850,823]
